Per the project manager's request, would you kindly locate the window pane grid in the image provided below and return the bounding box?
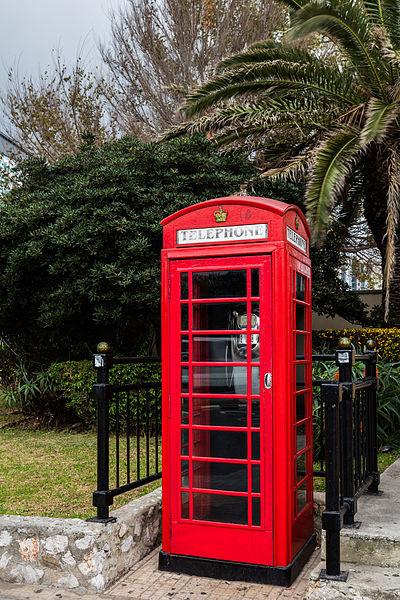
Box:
[292,269,312,522]
[178,264,264,528]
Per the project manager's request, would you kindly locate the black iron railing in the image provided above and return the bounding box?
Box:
[313,347,379,581]
[90,343,379,582]
[90,348,161,523]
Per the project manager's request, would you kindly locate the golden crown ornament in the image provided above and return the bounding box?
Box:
[214,206,228,223]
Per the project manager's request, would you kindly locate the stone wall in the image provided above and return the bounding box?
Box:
[0,487,162,593]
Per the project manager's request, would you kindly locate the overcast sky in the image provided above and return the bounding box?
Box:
[0,0,123,98]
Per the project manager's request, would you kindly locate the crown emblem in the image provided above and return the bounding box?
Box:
[214,206,228,223]
[295,216,300,230]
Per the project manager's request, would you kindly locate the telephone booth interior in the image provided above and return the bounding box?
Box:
[159,196,316,586]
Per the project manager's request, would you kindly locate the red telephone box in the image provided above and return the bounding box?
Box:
[159,196,316,585]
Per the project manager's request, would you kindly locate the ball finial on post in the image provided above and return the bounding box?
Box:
[338,337,351,349]
[366,339,376,351]
[97,341,110,353]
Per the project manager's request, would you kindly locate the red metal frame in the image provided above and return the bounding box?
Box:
[161,196,312,569]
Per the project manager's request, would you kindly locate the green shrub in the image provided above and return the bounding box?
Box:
[48,359,161,427]
[313,328,400,361]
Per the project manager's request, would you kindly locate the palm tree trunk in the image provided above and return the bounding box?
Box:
[362,151,400,325]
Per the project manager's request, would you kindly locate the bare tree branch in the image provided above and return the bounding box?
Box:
[99,0,286,137]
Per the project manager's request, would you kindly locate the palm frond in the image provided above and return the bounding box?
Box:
[364,0,400,49]
[286,0,388,99]
[180,59,363,119]
[262,150,315,182]
[370,25,400,75]
[277,0,308,9]
[383,147,400,320]
[164,99,325,147]
[215,41,313,74]
[306,128,363,243]
[360,97,400,143]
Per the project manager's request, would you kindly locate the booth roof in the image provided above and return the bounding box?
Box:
[161,195,311,237]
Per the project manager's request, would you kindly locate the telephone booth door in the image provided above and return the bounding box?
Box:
[168,255,273,565]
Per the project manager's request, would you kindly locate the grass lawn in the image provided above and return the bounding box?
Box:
[0,429,161,520]
[0,426,398,519]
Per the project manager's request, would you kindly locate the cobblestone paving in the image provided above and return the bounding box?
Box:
[109,546,320,600]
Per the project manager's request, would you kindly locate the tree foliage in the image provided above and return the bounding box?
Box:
[1,57,117,162]
[169,0,400,321]
[0,135,366,364]
[0,135,259,363]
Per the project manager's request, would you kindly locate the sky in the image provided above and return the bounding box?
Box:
[0,0,123,98]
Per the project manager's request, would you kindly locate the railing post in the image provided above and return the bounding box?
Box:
[365,347,380,494]
[89,342,116,523]
[336,343,356,525]
[320,382,348,581]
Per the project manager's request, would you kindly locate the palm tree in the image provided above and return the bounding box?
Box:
[166,0,400,322]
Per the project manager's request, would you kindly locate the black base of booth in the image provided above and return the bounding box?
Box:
[158,532,317,587]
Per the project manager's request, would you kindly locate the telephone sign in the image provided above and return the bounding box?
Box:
[159,196,315,586]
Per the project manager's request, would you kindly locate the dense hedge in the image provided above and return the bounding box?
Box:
[313,328,400,361]
[48,360,161,427]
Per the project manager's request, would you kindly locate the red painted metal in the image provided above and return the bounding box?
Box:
[161,196,312,569]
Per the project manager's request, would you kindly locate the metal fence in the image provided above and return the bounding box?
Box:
[90,349,162,523]
[90,343,379,581]
[313,345,379,580]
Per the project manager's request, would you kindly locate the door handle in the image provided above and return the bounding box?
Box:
[264,373,272,389]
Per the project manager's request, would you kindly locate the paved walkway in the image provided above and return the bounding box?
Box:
[108,547,320,599]
[0,546,320,600]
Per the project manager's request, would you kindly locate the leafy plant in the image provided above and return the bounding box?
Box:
[0,361,58,415]
[48,359,161,428]
[374,361,400,447]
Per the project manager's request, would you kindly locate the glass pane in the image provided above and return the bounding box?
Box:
[181,304,188,330]
[252,497,261,526]
[296,304,305,331]
[193,397,247,427]
[252,432,260,460]
[296,364,306,391]
[296,273,305,301]
[251,269,259,297]
[296,452,307,483]
[252,465,260,493]
[181,367,189,393]
[193,302,246,330]
[193,366,247,394]
[181,397,189,424]
[193,270,247,299]
[296,423,307,452]
[296,393,306,422]
[193,430,247,459]
[181,428,189,455]
[193,461,247,492]
[297,481,308,515]
[181,460,189,488]
[251,303,260,327]
[251,367,260,394]
[181,273,188,299]
[193,334,247,362]
[181,335,189,362]
[193,493,248,525]
[252,399,260,427]
[181,492,189,519]
[296,335,305,360]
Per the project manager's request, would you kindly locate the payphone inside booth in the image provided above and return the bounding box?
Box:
[159,196,316,586]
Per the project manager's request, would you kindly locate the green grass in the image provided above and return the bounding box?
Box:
[0,429,161,520]
[0,426,398,519]
[313,452,399,492]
